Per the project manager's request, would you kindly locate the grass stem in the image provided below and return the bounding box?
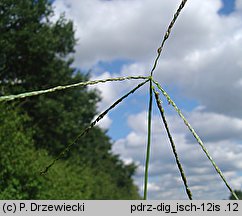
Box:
[154,89,192,200]
[152,78,238,200]
[0,76,149,102]
[144,79,153,200]
[150,0,188,76]
[40,79,149,175]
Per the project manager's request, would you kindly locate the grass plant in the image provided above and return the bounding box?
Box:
[0,0,238,200]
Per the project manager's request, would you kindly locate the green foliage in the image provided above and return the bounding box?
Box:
[229,190,242,200]
[0,0,98,155]
[0,0,140,199]
[0,105,140,199]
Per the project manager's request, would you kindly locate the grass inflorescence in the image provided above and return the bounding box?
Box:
[0,0,238,200]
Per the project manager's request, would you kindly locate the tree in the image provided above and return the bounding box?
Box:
[0,104,140,200]
[0,103,85,199]
[0,0,98,155]
[0,0,140,199]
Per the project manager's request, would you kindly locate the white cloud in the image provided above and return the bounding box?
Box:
[236,0,242,11]
[53,0,183,67]
[89,71,122,110]
[54,0,242,117]
[186,111,242,142]
[89,70,147,112]
[52,0,242,199]
[95,113,112,129]
[53,0,242,117]
[113,110,242,199]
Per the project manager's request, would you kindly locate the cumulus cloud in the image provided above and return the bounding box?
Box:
[53,0,242,117]
[53,0,242,199]
[186,111,242,142]
[113,110,242,199]
[53,0,183,67]
[155,29,242,117]
[236,0,242,10]
[88,70,147,112]
[95,113,112,129]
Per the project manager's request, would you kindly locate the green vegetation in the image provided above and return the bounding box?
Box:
[1,0,238,200]
[0,0,140,199]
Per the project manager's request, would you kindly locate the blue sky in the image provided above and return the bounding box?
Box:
[98,0,235,140]
[219,0,235,14]
[52,0,242,199]
[91,0,237,140]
